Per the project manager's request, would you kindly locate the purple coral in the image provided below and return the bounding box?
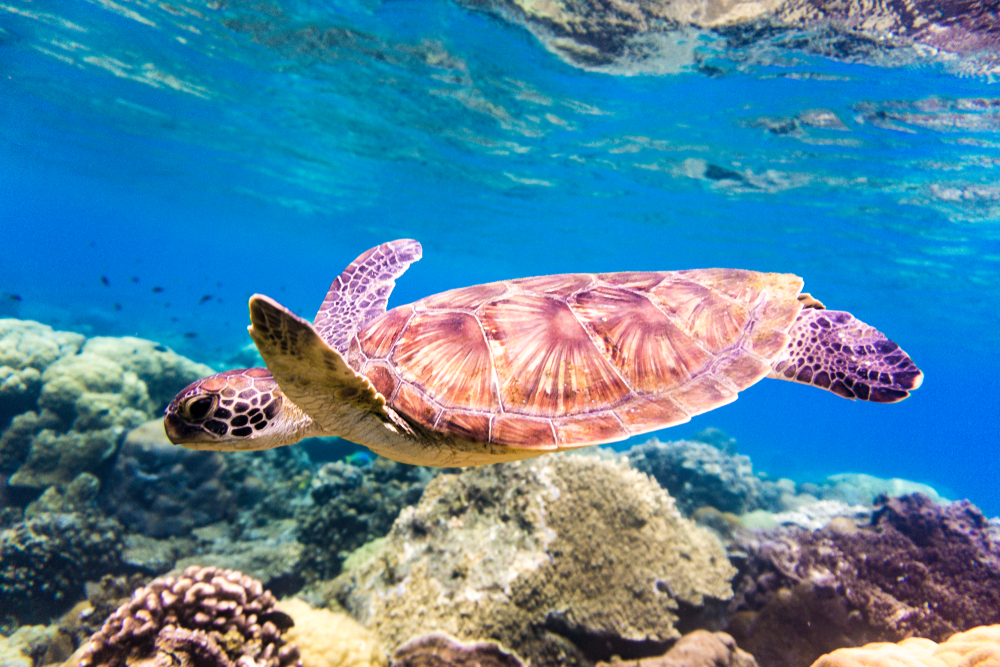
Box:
[78,565,300,667]
[728,494,1000,667]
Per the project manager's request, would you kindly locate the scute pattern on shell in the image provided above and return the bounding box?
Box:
[348,270,803,449]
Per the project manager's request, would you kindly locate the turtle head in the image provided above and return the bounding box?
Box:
[164,367,316,451]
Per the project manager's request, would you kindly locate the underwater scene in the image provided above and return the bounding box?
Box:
[2,0,1000,664]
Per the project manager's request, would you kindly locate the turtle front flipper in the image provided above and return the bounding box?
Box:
[769,309,923,402]
[314,239,422,354]
[249,294,396,437]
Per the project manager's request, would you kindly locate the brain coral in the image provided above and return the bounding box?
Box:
[0,319,213,489]
[727,494,1000,667]
[810,625,1000,667]
[331,453,735,667]
[79,565,301,667]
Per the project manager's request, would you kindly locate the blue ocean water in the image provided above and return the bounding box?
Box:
[1,0,998,513]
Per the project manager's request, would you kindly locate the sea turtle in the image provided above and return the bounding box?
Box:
[164,240,922,467]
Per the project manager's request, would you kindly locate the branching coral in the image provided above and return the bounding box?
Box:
[79,565,301,667]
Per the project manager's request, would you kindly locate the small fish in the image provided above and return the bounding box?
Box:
[258,610,295,632]
[100,275,110,286]
[154,344,168,352]
[130,276,139,283]
[4,293,21,302]
[345,451,373,466]
[152,286,164,293]
[199,294,213,305]
[183,332,198,338]
[113,303,122,311]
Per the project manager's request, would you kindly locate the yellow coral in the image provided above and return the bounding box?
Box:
[277,598,387,667]
[810,626,1000,667]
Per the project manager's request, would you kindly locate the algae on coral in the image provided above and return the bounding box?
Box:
[331,453,735,666]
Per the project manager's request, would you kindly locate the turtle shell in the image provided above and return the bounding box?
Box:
[346,270,803,450]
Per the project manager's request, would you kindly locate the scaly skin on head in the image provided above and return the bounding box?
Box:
[164,367,324,451]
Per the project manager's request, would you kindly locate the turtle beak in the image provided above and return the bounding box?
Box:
[164,413,217,447]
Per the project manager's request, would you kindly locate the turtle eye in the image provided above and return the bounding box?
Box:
[185,396,217,423]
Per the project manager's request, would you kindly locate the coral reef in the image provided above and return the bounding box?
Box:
[727,494,1000,667]
[222,444,313,536]
[626,437,773,515]
[0,473,126,626]
[296,457,436,581]
[59,573,155,647]
[119,532,197,576]
[810,625,1000,667]
[80,336,217,411]
[99,420,235,537]
[0,319,213,490]
[811,474,943,508]
[331,453,735,667]
[0,319,84,437]
[78,565,300,667]
[175,520,305,596]
[104,420,315,587]
[596,630,757,667]
[0,623,74,667]
[391,633,524,667]
[739,500,871,532]
[277,598,386,667]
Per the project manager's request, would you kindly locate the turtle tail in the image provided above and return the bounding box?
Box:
[768,308,923,403]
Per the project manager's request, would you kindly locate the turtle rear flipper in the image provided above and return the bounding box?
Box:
[769,309,923,402]
[249,294,393,434]
[314,239,422,354]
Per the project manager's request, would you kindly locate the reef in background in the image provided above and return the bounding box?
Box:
[0,319,214,493]
[1,318,997,667]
